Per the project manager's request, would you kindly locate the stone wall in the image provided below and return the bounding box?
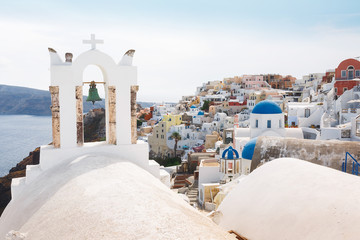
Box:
[131,85,139,144]
[108,86,116,144]
[49,86,60,148]
[75,86,83,145]
[251,136,360,174]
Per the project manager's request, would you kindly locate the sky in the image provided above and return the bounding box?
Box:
[1,0,360,102]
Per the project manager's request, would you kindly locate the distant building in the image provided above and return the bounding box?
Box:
[148,114,182,158]
[242,75,269,89]
[247,91,262,110]
[234,101,303,158]
[262,74,296,89]
[322,69,335,84]
[287,102,323,128]
[334,58,360,96]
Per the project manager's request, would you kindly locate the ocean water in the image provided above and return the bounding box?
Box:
[0,115,52,177]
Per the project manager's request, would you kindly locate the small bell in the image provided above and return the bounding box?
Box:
[86,81,102,105]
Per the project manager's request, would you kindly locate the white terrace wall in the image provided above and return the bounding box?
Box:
[251,136,360,173]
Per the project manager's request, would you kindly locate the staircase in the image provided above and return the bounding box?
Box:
[172,174,199,206]
[187,189,198,206]
[187,180,199,207]
[300,107,324,127]
[172,174,191,189]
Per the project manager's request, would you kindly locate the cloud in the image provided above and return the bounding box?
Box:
[1,17,360,102]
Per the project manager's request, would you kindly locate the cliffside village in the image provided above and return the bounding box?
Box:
[2,34,360,239]
[137,58,360,210]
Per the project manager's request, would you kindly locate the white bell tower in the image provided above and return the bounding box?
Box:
[48,34,137,148]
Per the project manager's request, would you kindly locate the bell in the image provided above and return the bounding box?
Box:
[86,81,102,105]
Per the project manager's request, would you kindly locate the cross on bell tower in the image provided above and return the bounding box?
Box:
[83,34,104,50]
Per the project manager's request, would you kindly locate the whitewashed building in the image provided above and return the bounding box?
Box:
[287,102,324,127]
[166,124,203,152]
[234,101,303,158]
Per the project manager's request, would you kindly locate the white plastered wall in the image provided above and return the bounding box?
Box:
[250,113,285,138]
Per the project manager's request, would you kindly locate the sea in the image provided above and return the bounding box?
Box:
[0,115,52,177]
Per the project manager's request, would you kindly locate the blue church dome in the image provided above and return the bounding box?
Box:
[190,105,197,109]
[242,138,257,160]
[252,100,282,114]
[198,111,204,115]
[222,146,239,160]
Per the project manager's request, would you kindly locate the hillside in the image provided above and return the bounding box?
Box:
[0,85,53,116]
[0,84,107,115]
[0,85,157,116]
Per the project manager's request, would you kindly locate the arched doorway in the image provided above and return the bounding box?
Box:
[348,66,354,80]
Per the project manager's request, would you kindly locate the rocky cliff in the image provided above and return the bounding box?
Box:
[84,108,106,142]
[0,148,40,215]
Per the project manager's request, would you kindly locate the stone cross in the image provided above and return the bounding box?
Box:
[83,34,104,50]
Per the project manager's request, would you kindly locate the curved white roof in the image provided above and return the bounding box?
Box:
[0,155,233,239]
[217,158,360,239]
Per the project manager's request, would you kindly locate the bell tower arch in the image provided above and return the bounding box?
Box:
[48,34,138,148]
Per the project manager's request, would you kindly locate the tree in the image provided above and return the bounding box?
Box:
[171,132,182,158]
[201,100,210,112]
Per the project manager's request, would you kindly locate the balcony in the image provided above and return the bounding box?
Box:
[342,108,360,114]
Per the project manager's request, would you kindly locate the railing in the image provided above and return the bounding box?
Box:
[342,108,359,113]
[341,152,360,175]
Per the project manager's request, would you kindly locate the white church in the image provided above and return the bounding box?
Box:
[0,35,235,240]
[234,100,303,158]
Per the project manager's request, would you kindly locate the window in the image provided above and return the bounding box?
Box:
[347,66,354,79]
[279,119,282,128]
[343,87,348,92]
[356,70,360,77]
[341,70,346,78]
[156,134,159,138]
[267,120,271,128]
[305,108,310,118]
[255,119,258,128]
[334,87,338,93]
[349,70,354,79]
